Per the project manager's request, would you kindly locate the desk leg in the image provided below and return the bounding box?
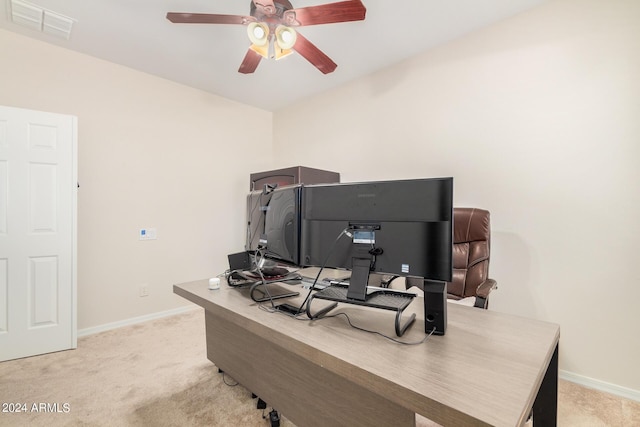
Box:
[532,343,558,427]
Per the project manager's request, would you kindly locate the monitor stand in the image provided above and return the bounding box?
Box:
[345,257,371,301]
[306,240,417,337]
[305,283,416,337]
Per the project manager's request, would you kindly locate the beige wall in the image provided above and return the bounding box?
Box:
[0,29,273,329]
[273,0,640,393]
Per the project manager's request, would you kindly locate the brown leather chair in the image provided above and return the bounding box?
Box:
[407,207,497,308]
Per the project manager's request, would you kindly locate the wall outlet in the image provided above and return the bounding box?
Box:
[139,285,149,297]
[139,228,157,240]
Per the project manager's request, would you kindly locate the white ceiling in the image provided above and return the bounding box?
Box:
[1,0,549,111]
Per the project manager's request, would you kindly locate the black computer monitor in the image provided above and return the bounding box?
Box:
[300,177,453,301]
[245,184,302,266]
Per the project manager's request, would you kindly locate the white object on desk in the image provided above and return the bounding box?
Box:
[208,277,220,290]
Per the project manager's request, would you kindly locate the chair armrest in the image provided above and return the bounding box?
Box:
[475,278,497,299]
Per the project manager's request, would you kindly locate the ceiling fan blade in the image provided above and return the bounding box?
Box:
[238,49,263,74]
[285,0,366,26]
[292,33,337,74]
[166,12,253,25]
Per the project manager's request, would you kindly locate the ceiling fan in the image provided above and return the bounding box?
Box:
[166,0,366,74]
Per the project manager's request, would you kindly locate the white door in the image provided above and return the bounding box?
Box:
[0,105,77,361]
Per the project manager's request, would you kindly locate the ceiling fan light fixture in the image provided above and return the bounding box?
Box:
[275,25,297,50]
[247,22,269,46]
[249,42,270,59]
[274,46,294,60]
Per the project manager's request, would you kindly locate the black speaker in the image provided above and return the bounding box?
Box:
[423,280,447,335]
[228,251,252,271]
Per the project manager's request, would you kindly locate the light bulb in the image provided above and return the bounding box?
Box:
[247,22,269,47]
[275,25,297,50]
[253,26,265,39]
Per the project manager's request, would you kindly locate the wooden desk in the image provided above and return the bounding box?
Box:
[174,280,559,427]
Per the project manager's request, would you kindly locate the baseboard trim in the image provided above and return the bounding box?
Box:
[77,305,199,338]
[560,370,640,402]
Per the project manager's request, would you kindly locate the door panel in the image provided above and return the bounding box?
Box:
[30,162,58,233]
[29,256,59,327]
[0,258,6,333]
[0,105,77,361]
[0,160,6,233]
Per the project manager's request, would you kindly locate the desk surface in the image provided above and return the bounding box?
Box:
[175,279,559,427]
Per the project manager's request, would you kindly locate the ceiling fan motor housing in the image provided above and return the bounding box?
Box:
[250,1,294,21]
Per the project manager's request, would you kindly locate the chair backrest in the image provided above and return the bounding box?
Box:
[448,207,491,299]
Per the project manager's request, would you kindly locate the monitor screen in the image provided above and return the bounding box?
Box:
[300,177,453,299]
[245,189,269,253]
[245,184,302,266]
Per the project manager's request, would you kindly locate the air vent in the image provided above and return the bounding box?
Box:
[10,0,42,31]
[42,9,73,39]
[10,0,74,40]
